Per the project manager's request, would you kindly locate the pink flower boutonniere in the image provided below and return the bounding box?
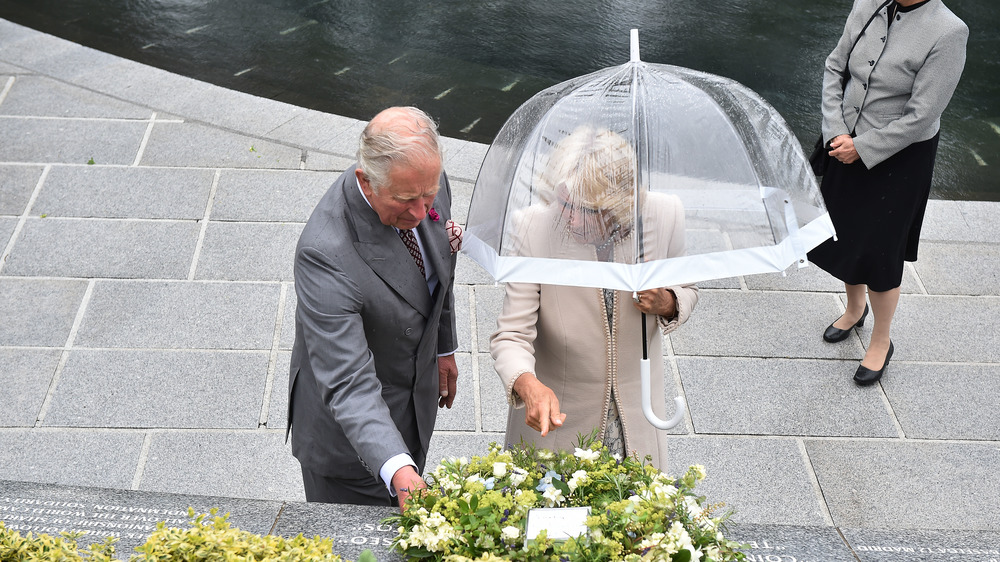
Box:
[428,208,440,222]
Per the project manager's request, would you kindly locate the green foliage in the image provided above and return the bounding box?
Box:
[87,158,95,165]
[389,431,745,562]
[1,509,364,562]
[0,522,117,561]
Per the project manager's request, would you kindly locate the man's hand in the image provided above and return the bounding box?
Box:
[391,465,426,512]
[829,134,860,164]
[438,354,458,408]
[632,288,676,319]
[512,372,566,436]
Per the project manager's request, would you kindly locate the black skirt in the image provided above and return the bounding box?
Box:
[807,133,940,292]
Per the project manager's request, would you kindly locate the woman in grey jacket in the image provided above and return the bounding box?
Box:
[807,0,967,385]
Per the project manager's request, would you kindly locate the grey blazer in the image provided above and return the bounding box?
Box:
[287,166,458,484]
[821,0,968,168]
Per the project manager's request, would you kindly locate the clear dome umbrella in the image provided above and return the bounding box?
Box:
[464,30,835,429]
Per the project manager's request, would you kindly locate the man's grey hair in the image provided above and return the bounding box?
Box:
[357,107,443,193]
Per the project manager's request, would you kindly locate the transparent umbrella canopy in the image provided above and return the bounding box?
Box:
[464,30,835,429]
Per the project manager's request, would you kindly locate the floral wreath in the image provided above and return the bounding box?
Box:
[388,432,745,561]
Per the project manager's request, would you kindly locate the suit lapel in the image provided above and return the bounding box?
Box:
[344,177,433,318]
[416,215,451,295]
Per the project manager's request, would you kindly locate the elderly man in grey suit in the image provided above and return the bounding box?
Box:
[288,106,459,510]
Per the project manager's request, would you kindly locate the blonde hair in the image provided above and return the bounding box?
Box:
[541,126,637,225]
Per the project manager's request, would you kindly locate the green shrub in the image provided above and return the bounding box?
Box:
[1,509,367,562]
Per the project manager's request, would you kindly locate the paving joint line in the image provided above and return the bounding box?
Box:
[131,432,154,490]
[131,111,158,166]
[796,438,836,526]
[0,164,49,275]
[35,278,95,425]
[259,283,288,427]
[187,169,221,280]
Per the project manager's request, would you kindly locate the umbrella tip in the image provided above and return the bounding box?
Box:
[630,29,640,62]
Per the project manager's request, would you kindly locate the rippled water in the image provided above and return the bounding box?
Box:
[1,0,997,200]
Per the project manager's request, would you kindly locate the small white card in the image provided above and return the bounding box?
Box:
[525,507,591,542]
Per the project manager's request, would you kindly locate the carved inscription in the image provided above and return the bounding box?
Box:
[0,496,190,540]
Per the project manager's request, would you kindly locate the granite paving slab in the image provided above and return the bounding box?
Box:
[922,200,1000,244]
[671,290,867,360]
[317,119,367,157]
[263,109,362,151]
[139,121,302,169]
[678,356,899,437]
[0,430,144,489]
[0,61,28,74]
[841,527,1000,561]
[910,241,1000,296]
[0,278,88,346]
[0,217,16,248]
[212,169,338,222]
[0,117,147,165]
[477,353,509,434]
[0,75,151,119]
[449,177,475,225]
[0,480,284,557]
[3,218,200,278]
[954,201,1000,243]
[440,138,489,183]
[280,285,296,349]
[33,166,214,219]
[474,284,505,353]
[193,221,302,281]
[881,362,1000,440]
[138,430,304,502]
[266,351,292,430]
[42,350,269,429]
[743,262,848,292]
[0,348,61,427]
[727,523,857,562]
[424,432,505,473]
[806,439,1000,530]
[453,284,473,353]
[271,502,402,562]
[890,295,1000,363]
[304,150,355,172]
[0,164,44,215]
[666,436,829,527]
[74,280,280,350]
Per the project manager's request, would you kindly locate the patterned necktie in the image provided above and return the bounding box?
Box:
[398,229,425,277]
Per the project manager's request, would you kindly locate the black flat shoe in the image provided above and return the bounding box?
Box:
[823,303,869,343]
[854,341,893,386]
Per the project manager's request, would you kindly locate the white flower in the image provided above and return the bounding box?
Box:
[574,447,600,462]
[568,469,589,492]
[509,467,528,487]
[692,464,707,480]
[493,462,508,478]
[501,525,520,541]
[542,485,565,506]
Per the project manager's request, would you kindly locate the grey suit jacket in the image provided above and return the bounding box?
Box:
[822,0,968,168]
[287,165,458,484]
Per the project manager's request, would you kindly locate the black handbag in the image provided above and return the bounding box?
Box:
[811,0,893,176]
[809,134,831,176]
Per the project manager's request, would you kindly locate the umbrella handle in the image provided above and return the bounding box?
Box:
[640,358,686,430]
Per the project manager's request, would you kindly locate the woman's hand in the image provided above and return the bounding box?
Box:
[632,288,677,319]
[512,372,565,436]
[829,134,860,164]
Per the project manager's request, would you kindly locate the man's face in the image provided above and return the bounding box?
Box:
[358,155,441,230]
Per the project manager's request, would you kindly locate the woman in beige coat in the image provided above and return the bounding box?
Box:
[489,128,698,468]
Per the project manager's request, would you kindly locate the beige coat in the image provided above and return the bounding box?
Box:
[490,193,697,468]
